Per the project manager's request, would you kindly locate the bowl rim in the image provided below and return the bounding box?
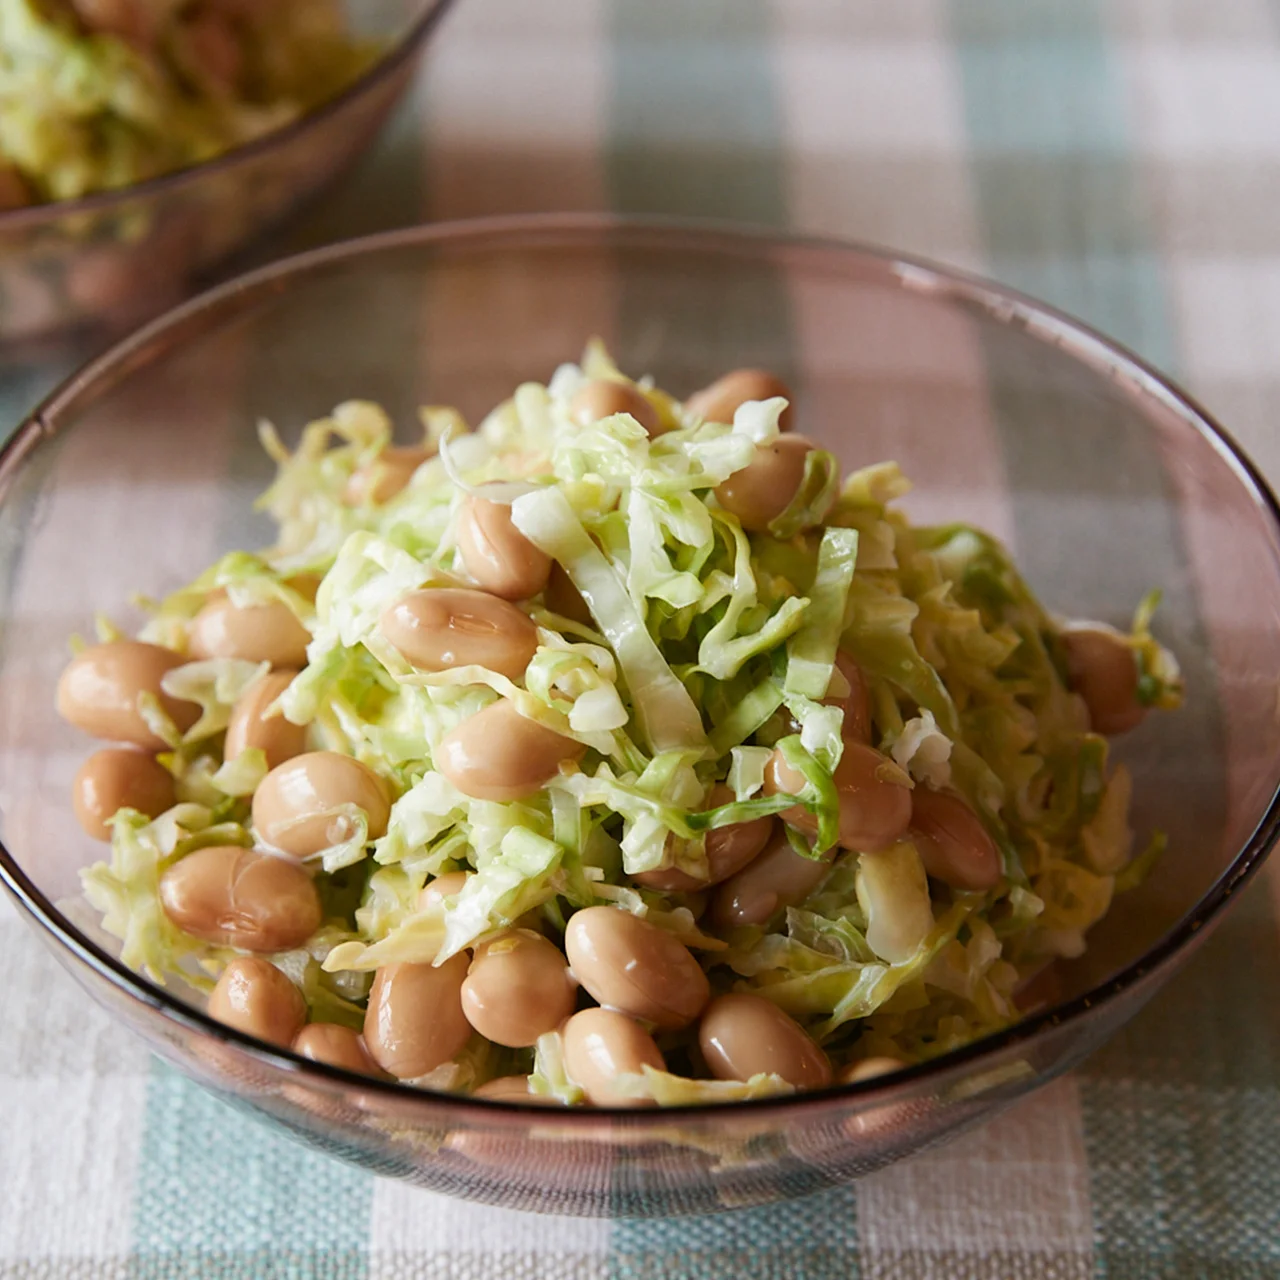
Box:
[4,211,1280,1122]
[0,0,454,232]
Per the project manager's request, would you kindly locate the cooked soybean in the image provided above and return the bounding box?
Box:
[379,588,537,681]
[435,700,584,802]
[561,1007,665,1107]
[766,742,912,853]
[159,844,322,951]
[461,929,577,1047]
[698,993,831,1089]
[57,640,198,748]
[456,495,552,602]
[1061,623,1146,736]
[363,956,472,1079]
[564,906,709,1030]
[252,750,390,858]
[207,956,306,1048]
[72,747,174,840]
[713,435,816,533]
[188,592,310,668]
[224,669,308,769]
[685,368,794,431]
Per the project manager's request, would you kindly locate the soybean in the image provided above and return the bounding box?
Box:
[544,562,593,627]
[569,379,662,436]
[461,929,577,1047]
[159,844,322,951]
[252,751,390,858]
[363,956,472,1079]
[685,369,794,431]
[72,748,174,840]
[224,669,308,770]
[418,870,471,913]
[561,1007,665,1107]
[188,592,310,669]
[909,788,1001,891]
[766,742,912,853]
[710,829,833,928]
[839,1056,907,1085]
[699,993,832,1089]
[474,1075,560,1104]
[293,1023,384,1077]
[344,445,431,506]
[207,956,306,1048]
[634,785,775,892]
[564,906,709,1030]
[435,700,584,801]
[714,435,816,533]
[57,640,199,748]
[380,588,537,681]
[827,652,873,745]
[1061,623,1146,736]
[456,495,552,602]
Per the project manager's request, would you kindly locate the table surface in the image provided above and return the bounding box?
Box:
[4,2,1280,1277]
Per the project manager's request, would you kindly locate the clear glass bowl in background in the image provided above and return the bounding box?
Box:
[1,217,1278,1217]
[0,0,451,346]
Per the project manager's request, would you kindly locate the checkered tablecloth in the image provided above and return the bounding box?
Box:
[4,1,1280,1276]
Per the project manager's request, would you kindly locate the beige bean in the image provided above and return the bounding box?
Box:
[564,906,709,1030]
[344,446,431,505]
[72,0,155,44]
[293,1023,385,1077]
[544,562,593,627]
[827,652,873,745]
[418,870,471,913]
[839,1056,907,1085]
[379,588,537,681]
[461,929,577,1048]
[561,1007,665,1107]
[363,956,472,1079]
[1061,623,1145,736]
[456,496,552,602]
[0,163,30,212]
[699,993,832,1089]
[180,9,242,90]
[188,592,310,668]
[714,435,816,533]
[224,669,308,770]
[252,751,390,858]
[909,788,1001,891]
[57,640,199,748]
[634,785,775,892]
[766,742,912,853]
[435,700,584,802]
[785,652,872,745]
[569,379,662,436]
[685,369,794,431]
[473,1075,561,1104]
[72,747,174,840]
[207,956,306,1048]
[159,844,322,951]
[710,829,833,928]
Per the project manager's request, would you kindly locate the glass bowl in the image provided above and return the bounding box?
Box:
[0,0,451,346]
[2,216,1278,1218]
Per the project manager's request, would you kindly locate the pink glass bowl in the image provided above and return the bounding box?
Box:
[0,0,451,345]
[2,216,1278,1216]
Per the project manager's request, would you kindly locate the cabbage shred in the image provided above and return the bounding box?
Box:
[79,344,1184,1099]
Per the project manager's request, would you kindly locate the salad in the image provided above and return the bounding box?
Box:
[0,0,371,206]
[56,347,1183,1107]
